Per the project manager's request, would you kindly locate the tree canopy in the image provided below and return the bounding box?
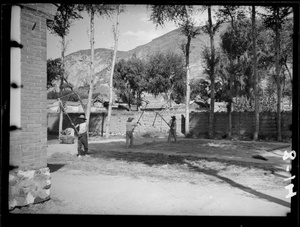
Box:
[113,57,147,109]
[47,4,82,38]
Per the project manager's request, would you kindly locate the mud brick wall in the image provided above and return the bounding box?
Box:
[48,112,106,135]
[48,111,186,137]
[9,4,56,210]
[190,111,292,139]
[48,111,292,139]
[108,111,185,136]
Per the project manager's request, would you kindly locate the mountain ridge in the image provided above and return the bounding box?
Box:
[63,22,229,89]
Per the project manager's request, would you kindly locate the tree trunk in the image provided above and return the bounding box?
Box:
[252,6,259,141]
[275,7,282,141]
[228,17,235,139]
[63,77,86,113]
[59,105,63,140]
[284,62,292,84]
[185,36,191,136]
[208,6,215,139]
[86,10,95,137]
[106,6,120,138]
[58,36,65,139]
[59,36,65,95]
[228,54,233,139]
[228,99,232,138]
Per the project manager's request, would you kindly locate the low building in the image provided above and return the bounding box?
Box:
[47,99,107,113]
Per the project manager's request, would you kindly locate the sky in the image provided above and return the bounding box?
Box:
[46,5,271,60]
[47,4,209,59]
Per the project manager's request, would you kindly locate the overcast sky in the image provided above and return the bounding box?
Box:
[46,4,210,59]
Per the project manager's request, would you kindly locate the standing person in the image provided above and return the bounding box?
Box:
[126,117,138,148]
[75,114,89,157]
[168,115,177,142]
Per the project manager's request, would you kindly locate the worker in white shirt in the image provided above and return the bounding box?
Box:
[126,117,138,148]
[75,114,89,157]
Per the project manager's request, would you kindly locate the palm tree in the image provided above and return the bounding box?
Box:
[202,6,222,138]
[216,5,247,138]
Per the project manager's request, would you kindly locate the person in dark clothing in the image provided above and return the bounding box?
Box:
[75,114,89,157]
[168,115,177,142]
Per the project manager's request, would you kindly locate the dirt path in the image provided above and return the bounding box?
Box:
[11,137,292,216]
[45,171,289,215]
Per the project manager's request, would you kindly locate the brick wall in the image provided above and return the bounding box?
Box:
[10,4,55,170]
[9,3,57,210]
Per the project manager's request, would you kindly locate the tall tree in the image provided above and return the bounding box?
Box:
[78,4,116,135]
[47,4,82,95]
[150,5,201,135]
[114,57,147,110]
[275,7,281,141]
[47,4,82,139]
[106,5,122,138]
[252,6,259,141]
[202,6,222,138]
[280,19,293,83]
[262,6,292,141]
[216,6,246,138]
[146,52,186,107]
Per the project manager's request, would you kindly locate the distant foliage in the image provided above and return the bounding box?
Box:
[47,4,82,38]
[47,58,62,89]
[145,52,186,104]
[113,57,147,109]
[113,52,187,107]
[47,90,78,101]
[190,79,210,102]
[232,92,279,112]
[215,15,293,112]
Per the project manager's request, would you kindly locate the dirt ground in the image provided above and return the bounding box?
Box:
[10,135,292,216]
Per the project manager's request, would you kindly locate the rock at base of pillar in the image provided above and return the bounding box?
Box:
[9,167,51,210]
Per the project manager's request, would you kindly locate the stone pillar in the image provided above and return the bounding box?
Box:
[9,168,51,210]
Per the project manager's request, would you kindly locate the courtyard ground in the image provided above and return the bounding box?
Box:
[10,135,293,216]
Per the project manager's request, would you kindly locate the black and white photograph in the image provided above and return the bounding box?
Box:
[1,1,299,224]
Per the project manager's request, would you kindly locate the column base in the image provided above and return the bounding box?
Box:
[9,167,51,210]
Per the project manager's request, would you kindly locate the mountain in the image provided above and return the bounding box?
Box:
[63,22,229,89]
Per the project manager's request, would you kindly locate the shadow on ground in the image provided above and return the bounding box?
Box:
[186,163,290,208]
[54,139,290,209]
[89,144,281,172]
[47,163,66,173]
[88,148,289,208]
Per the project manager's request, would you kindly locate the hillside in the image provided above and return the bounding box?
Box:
[63,22,229,89]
